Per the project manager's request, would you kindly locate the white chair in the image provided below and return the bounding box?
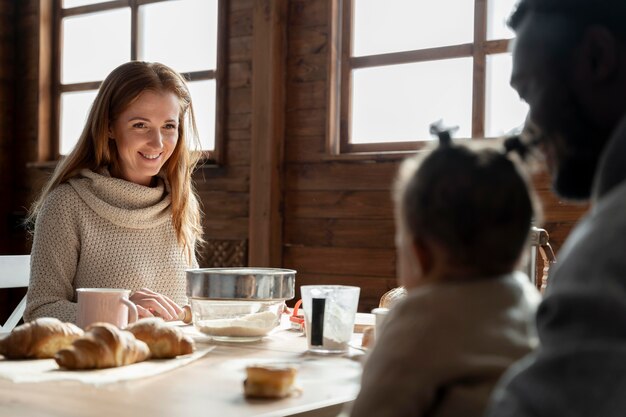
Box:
[0,255,30,332]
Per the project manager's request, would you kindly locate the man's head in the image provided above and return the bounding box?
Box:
[509,0,626,200]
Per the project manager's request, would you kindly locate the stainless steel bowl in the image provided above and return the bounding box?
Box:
[186,268,296,341]
[186,267,296,301]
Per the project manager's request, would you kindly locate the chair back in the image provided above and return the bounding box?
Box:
[0,255,30,332]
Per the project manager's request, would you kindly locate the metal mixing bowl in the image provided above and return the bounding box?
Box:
[186,267,295,300]
[185,268,296,341]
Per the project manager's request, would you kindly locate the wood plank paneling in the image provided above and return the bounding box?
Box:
[288,53,328,82]
[229,8,253,37]
[230,0,253,12]
[285,108,326,137]
[288,0,327,28]
[198,191,249,218]
[288,25,327,57]
[227,87,252,114]
[227,113,252,131]
[284,246,395,277]
[285,162,399,191]
[248,0,287,267]
[537,189,588,223]
[284,135,325,163]
[229,36,252,63]
[285,190,393,219]
[228,62,251,88]
[194,166,249,193]
[203,216,249,240]
[286,80,325,111]
[226,138,251,166]
[284,218,395,248]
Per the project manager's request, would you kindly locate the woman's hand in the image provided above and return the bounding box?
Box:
[130,288,184,321]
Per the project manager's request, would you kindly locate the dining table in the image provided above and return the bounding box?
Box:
[0,316,367,417]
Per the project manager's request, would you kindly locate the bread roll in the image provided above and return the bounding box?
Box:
[0,317,83,359]
[55,322,150,369]
[244,365,297,399]
[126,318,195,359]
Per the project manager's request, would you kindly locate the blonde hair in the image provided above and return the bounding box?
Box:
[28,61,204,264]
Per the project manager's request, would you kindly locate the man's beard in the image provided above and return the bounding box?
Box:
[552,149,599,200]
[536,95,609,201]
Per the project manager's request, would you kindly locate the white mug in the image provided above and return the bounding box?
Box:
[371,307,389,339]
[76,288,138,329]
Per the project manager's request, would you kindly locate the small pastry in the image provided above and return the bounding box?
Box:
[244,364,298,399]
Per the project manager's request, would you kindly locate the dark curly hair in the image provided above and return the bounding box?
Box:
[395,144,537,277]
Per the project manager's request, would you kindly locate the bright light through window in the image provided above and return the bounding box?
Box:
[62,8,130,84]
[485,53,529,137]
[60,90,97,155]
[57,1,220,156]
[487,0,518,40]
[345,0,524,148]
[187,80,216,151]
[351,58,473,143]
[139,0,218,73]
[353,0,474,56]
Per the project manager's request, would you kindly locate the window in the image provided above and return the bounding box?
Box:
[48,0,224,161]
[330,0,528,154]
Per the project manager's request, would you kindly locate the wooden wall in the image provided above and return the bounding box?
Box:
[281,0,586,311]
[0,0,587,320]
[195,0,252,265]
[0,0,15,255]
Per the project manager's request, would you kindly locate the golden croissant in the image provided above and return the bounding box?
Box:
[0,317,83,359]
[126,318,195,359]
[55,322,150,369]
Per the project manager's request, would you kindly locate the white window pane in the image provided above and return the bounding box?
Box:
[62,9,131,84]
[188,80,216,151]
[485,53,529,137]
[351,58,473,143]
[139,0,218,73]
[63,0,111,8]
[353,0,474,56]
[487,0,517,40]
[60,90,98,155]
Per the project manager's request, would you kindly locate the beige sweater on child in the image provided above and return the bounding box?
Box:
[25,169,196,323]
[350,272,540,417]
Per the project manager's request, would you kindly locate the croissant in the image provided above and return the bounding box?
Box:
[379,287,407,309]
[0,317,83,359]
[55,322,150,369]
[126,318,195,359]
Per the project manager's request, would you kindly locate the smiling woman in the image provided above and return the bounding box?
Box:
[23,61,205,325]
[109,91,181,187]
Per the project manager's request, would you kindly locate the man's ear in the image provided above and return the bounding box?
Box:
[412,238,434,277]
[577,25,618,84]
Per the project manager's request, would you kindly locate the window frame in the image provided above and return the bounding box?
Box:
[329,0,513,156]
[43,0,226,164]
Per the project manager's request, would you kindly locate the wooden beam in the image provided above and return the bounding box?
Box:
[248,0,287,267]
[471,0,487,138]
[351,44,474,69]
[38,0,54,162]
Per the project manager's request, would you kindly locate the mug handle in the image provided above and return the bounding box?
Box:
[121,298,138,325]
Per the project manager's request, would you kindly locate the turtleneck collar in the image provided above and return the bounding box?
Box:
[68,169,172,229]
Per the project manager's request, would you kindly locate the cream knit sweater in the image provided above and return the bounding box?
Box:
[25,169,197,324]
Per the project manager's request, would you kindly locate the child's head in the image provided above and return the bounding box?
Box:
[394,142,537,288]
